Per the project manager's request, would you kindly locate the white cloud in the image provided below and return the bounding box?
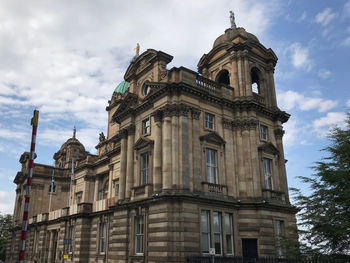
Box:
[283,118,298,147]
[315,8,338,26]
[318,69,332,79]
[344,1,350,18]
[312,112,347,137]
[342,36,350,47]
[0,0,282,160]
[277,90,337,112]
[0,190,15,214]
[297,11,307,23]
[289,43,312,71]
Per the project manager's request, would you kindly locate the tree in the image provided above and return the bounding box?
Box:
[293,113,350,255]
[0,213,13,261]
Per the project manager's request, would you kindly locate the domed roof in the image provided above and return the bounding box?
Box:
[115,81,130,94]
[213,27,259,48]
[59,137,85,152]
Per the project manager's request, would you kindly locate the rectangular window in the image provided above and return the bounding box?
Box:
[142,118,150,135]
[115,183,119,196]
[206,148,218,184]
[275,220,285,258]
[201,210,210,253]
[140,152,149,185]
[263,158,273,190]
[135,215,144,254]
[260,125,268,141]
[213,212,222,255]
[75,192,82,204]
[224,213,234,255]
[205,113,215,130]
[99,222,106,253]
[68,225,74,253]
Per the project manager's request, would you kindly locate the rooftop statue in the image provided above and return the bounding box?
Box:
[230,11,236,29]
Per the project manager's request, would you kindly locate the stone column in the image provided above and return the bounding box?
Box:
[94,177,99,201]
[125,125,135,200]
[191,109,201,192]
[249,119,260,197]
[230,52,240,96]
[171,114,179,187]
[119,130,127,200]
[223,118,234,196]
[162,110,172,190]
[108,164,114,198]
[274,127,289,202]
[243,50,252,97]
[153,110,163,192]
[267,64,277,107]
[179,105,190,190]
[237,51,245,96]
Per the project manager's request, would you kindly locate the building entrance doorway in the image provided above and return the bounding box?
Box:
[242,238,258,259]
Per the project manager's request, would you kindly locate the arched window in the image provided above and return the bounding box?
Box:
[251,68,260,94]
[216,70,230,85]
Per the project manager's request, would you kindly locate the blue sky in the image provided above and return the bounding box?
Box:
[0,0,349,214]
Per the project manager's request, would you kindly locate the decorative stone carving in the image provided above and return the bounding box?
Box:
[99,132,106,142]
[134,137,154,150]
[274,127,285,139]
[152,110,163,122]
[258,142,280,156]
[191,108,201,120]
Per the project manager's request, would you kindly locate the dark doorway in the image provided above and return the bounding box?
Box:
[51,231,58,263]
[242,238,258,259]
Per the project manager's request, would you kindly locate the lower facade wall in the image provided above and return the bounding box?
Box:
[6,198,297,263]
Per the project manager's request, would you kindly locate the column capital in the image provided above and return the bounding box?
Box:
[152,109,163,122]
[274,127,285,139]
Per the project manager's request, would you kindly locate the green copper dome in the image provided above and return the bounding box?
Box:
[114,81,130,94]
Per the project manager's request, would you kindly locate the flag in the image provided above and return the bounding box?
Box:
[51,169,55,193]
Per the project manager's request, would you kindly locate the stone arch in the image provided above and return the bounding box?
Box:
[215,69,230,86]
[251,67,263,94]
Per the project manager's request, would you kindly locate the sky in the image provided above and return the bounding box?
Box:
[0,0,349,215]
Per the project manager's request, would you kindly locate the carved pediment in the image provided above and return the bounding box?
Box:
[124,49,173,82]
[258,142,279,156]
[134,137,154,150]
[200,132,226,146]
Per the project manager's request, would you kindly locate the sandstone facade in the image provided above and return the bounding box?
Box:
[6,25,298,263]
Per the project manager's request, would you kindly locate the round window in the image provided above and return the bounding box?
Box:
[142,83,151,96]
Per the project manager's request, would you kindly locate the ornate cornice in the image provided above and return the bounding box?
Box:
[151,109,163,123]
[223,118,258,130]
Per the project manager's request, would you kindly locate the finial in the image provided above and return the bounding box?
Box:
[135,43,140,56]
[230,11,236,29]
[73,126,76,139]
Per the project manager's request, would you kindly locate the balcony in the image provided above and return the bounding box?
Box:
[202,182,227,195]
[262,189,286,204]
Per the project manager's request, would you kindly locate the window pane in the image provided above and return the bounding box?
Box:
[201,211,210,253]
[213,212,222,255]
[206,149,218,184]
[214,234,221,254]
[201,233,209,253]
[225,213,234,255]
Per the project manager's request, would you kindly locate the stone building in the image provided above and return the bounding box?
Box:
[7,22,298,263]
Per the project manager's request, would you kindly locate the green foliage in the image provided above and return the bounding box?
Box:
[0,213,13,261]
[292,113,350,255]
